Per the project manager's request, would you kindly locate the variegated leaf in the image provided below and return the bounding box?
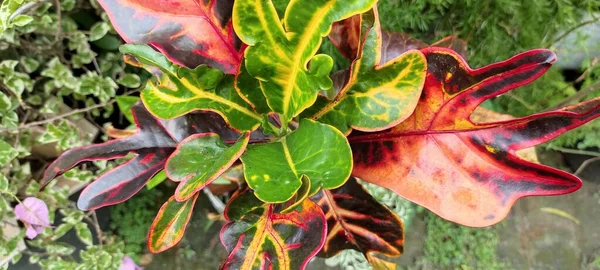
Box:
[232,0,377,124]
[311,9,427,134]
[98,0,242,73]
[220,188,326,270]
[121,44,262,131]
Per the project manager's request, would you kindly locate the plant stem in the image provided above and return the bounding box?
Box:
[575,156,600,175]
[547,81,600,111]
[549,146,600,157]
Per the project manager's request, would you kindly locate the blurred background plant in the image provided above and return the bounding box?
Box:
[1,0,600,269]
[0,0,147,269]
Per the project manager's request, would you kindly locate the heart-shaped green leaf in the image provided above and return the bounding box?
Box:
[311,9,426,134]
[241,119,352,202]
[221,188,326,270]
[120,44,262,131]
[148,194,199,253]
[232,0,377,124]
[167,133,250,201]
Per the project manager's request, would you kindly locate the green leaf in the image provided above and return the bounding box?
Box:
[0,174,8,190]
[311,14,427,134]
[0,92,11,113]
[241,119,352,202]
[232,0,377,124]
[167,133,250,201]
[148,194,199,253]
[146,170,167,190]
[117,73,141,88]
[89,22,110,41]
[75,223,93,246]
[52,223,74,241]
[11,15,33,27]
[120,44,262,131]
[19,56,39,73]
[0,139,18,166]
[115,95,140,124]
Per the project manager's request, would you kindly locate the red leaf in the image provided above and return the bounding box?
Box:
[311,178,404,266]
[350,48,600,227]
[41,103,246,210]
[98,0,242,73]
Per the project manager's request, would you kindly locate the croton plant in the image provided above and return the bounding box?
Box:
[40,0,600,268]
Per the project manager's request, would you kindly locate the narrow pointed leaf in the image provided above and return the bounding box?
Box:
[351,48,600,227]
[167,132,250,201]
[42,103,248,210]
[241,119,352,203]
[148,193,199,253]
[312,10,427,134]
[98,0,242,73]
[232,0,377,123]
[41,104,176,210]
[311,178,403,266]
[220,189,326,270]
[121,44,262,131]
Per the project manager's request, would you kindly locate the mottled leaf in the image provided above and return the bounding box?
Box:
[167,132,249,201]
[220,188,326,270]
[41,103,245,210]
[98,0,242,73]
[311,10,427,134]
[233,0,377,124]
[148,193,199,253]
[121,44,262,131]
[241,119,352,202]
[311,178,403,266]
[351,48,600,227]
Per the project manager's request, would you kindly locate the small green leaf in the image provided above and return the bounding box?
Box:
[0,92,11,113]
[117,73,141,88]
[89,22,110,41]
[52,223,74,241]
[0,139,18,166]
[115,96,140,124]
[75,222,93,246]
[11,15,33,27]
[0,174,8,190]
[167,133,250,201]
[19,57,39,73]
[146,170,167,190]
[241,119,353,202]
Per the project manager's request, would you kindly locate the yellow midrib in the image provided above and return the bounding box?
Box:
[255,0,290,61]
[154,198,191,248]
[314,55,419,119]
[241,214,268,269]
[152,80,262,121]
[281,137,298,177]
[281,0,335,117]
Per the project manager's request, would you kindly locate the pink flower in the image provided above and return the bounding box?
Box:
[119,256,143,270]
[14,197,50,239]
